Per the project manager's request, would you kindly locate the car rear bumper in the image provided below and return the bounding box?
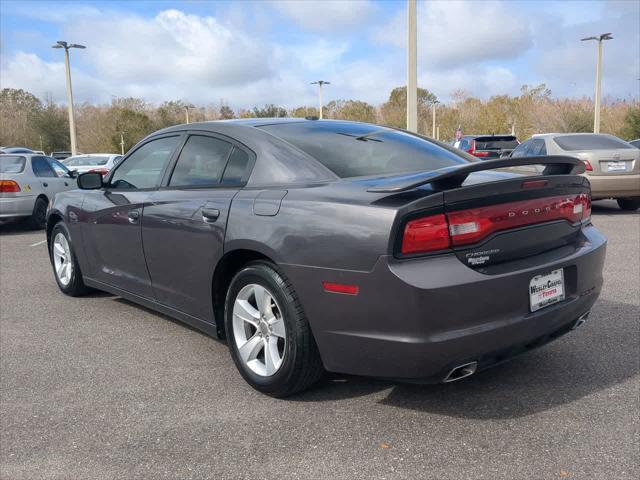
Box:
[0,195,36,218]
[586,173,640,199]
[282,224,606,382]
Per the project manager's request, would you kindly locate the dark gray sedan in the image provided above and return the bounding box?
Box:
[46,119,606,396]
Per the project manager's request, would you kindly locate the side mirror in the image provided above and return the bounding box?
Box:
[77,172,103,190]
[67,169,77,178]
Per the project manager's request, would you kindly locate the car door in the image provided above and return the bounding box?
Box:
[31,156,72,197]
[141,132,254,322]
[48,157,76,192]
[80,134,182,298]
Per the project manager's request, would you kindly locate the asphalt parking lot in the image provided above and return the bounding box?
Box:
[0,200,638,480]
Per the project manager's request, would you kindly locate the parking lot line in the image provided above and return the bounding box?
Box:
[29,239,47,247]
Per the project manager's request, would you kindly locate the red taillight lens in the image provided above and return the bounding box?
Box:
[470,150,489,157]
[447,195,588,247]
[401,213,450,254]
[582,160,593,171]
[0,180,21,192]
[322,282,359,295]
[88,168,109,176]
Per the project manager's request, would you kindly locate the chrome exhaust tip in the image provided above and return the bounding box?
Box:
[572,311,591,330]
[443,361,478,383]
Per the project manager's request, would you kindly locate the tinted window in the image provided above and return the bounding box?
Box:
[221,148,250,185]
[31,157,57,177]
[0,156,26,173]
[260,123,468,178]
[510,140,532,158]
[113,156,123,165]
[169,136,233,187]
[474,136,519,150]
[110,136,179,189]
[529,139,547,156]
[554,134,633,151]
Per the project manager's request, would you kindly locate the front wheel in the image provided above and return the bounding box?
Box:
[50,222,91,296]
[224,261,324,397]
[617,198,640,211]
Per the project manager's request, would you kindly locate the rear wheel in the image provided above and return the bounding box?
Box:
[50,222,91,296]
[224,261,324,397]
[617,198,640,211]
[27,197,47,230]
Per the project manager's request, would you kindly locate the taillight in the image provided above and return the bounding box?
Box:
[401,213,450,254]
[582,160,593,171]
[400,194,591,255]
[466,140,489,157]
[88,168,109,176]
[0,180,21,193]
[447,195,588,247]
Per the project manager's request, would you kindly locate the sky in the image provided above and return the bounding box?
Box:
[0,0,638,109]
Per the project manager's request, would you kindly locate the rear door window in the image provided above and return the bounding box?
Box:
[48,158,70,177]
[510,140,532,158]
[529,139,547,156]
[0,156,26,173]
[169,135,233,187]
[554,134,633,151]
[31,156,58,177]
[474,136,519,150]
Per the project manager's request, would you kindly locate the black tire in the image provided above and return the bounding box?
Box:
[49,222,92,296]
[617,198,640,211]
[224,261,324,397]
[27,197,48,230]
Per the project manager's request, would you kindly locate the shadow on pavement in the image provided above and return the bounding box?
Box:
[0,218,42,236]
[293,299,638,418]
[592,199,639,216]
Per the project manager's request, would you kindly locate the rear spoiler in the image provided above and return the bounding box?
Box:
[366,155,585,193]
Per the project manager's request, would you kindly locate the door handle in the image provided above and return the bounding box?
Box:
[202,208,220,222]
[128,210,140,223]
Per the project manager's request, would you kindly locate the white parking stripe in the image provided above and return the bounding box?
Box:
[30,240,47,247]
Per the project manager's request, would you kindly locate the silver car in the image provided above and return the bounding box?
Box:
[511,133,640,210]
[0,154,77,228]
[62,153,123,176]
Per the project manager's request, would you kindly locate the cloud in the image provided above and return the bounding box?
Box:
[374,0,533,69]
[270,0,376,32]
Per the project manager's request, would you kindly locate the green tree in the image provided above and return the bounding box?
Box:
[219,105,235,119]
[0,88,43,148]
[33,99,69,152]
[620,106,640,140]
[380,86,437,131]
[252,104,287,118]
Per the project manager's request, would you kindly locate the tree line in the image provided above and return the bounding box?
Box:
[1,86,638,154]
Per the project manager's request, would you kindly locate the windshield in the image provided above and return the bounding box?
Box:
[64,156,109,166]
[259,122,469,178]
[554,134,633,151]
[0,156,26,173]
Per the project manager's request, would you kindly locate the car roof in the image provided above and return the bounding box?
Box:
[67,153,119,157]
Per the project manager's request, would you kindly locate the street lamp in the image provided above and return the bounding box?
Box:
[310,81,330,119]
[431,100,440,138]
[184,104,195,124]
[52,40,85,156]
[581,33,613,134]
[406,0,417,133]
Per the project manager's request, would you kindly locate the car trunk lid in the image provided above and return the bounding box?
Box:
[570,148,639,176]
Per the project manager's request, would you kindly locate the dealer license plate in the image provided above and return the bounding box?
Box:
[529,269,565,312]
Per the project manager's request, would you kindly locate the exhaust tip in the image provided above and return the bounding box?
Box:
[443,361,478,383]
[573,311,591,330]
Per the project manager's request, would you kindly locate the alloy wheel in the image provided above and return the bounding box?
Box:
[53,233,73,286]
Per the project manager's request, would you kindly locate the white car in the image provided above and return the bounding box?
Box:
[62,153,123,176]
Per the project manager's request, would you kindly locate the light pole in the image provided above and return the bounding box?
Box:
[581,33,613,134]
[431,100,440,138]
[406,0,417,132]
[52,41,85,155]
[119,131,127,155]
[310,81,330,119]
[184,104,195,124]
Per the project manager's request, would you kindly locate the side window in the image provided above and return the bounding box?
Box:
[510,141,531,158]
[537,140,547,156]
[31,157,57,177]
[221,148,250,185]
[110,136,180,190]
[169,135,233,187]
[48,158,69,177]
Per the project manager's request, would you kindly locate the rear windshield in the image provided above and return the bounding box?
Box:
[554,134,633,151]
[259,122,469,178]
[474,136,519,150]
[0,156,26,173]
[64,156,109,166]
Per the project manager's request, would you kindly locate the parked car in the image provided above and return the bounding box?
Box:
[451,134,519,158]
[1,154,76,228]
[511,133,640,210]
[46,119,605,396]
[62,153,123,176]
[630,139,640,149]
[0,147,34,154]
[50,151,73,161]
